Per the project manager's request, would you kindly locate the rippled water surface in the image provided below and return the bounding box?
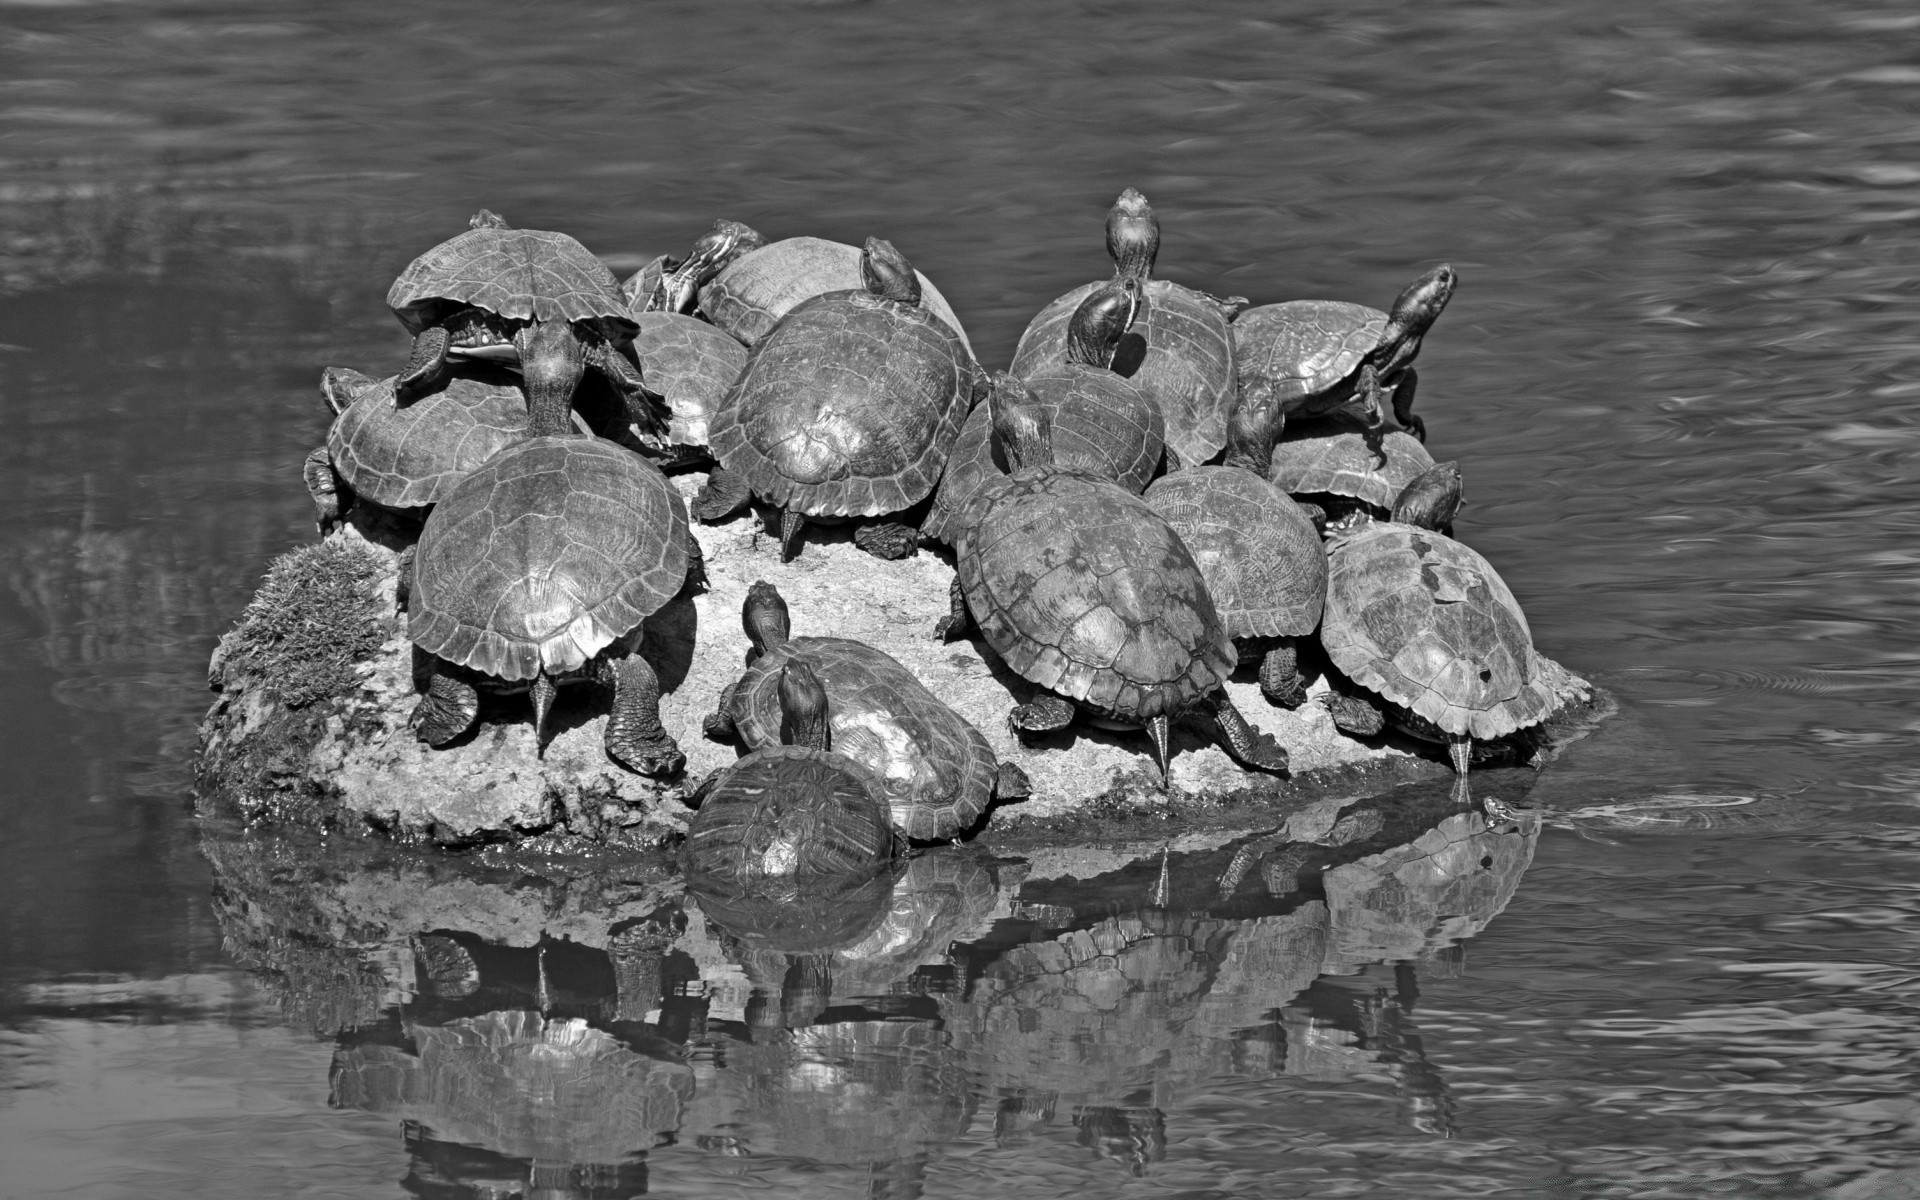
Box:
[7,0,1920,1195]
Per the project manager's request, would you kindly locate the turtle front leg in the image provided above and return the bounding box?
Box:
[412,657,480,746]
[586,340,672,440]
[1208,694,1289,774]
[934,576,972,642]
[681,530,708,593]
[852,520,919,560]
[303,447,348,535]
[397,325,452,399]
[1008,691,1076,738]
[1389,368,1425,442]
[605,652,685,777]
[777,508,807,562]
[1258,639,1309,708]
[691,467,752,522]
[395,544,415,614]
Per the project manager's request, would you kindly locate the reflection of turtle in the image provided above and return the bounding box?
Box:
[830,850,999,998]
[706,581,1028,841]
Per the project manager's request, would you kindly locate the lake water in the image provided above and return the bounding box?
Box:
[6,0,1920,1195]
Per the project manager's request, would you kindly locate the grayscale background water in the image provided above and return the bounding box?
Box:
[5,0,1920,1195]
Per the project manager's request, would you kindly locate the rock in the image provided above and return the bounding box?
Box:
[195,471,1601,849]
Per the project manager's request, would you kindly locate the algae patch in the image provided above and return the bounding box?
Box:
[212,538,388,707]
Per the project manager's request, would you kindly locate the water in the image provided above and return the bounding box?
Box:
[6,0,1920,1193]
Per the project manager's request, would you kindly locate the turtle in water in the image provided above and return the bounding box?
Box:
[386,210,661,428]
[1232,265,1456,456]
[405,325,698,774]
[1268,426,1439,525]
[1317,463,1572,787]
[694,237,977,562]
[302,365,531,534]
[1144,388,1327,707]
[936,388,1290,787]
[681,658,897,884]
[704,580,1030,842]
[925,285,1162,546]
[1009,188,1241,468]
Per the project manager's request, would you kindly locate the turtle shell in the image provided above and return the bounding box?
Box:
[1009,279,1235,467]
[682,746,895,883]
[387,223,637,341]
[1269,429,1435,510]
[1143,467,1326,640]
[707,290,973,519]
[726,636,998,841]
[1233,300,1383,403]
[1320,521,1560,739]
[326,372,529,510]
[958,469,1234,720]
[632,311,748,448]
[699,236,973,354]
[923,367,1163,545]
[409,436,689,681]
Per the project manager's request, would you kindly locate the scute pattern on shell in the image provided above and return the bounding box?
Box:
[633,312,748,447]
[958,470,1234,719]
[728,636,997,841]
[327,374,530,509]
[409,436,689,681]
[682,746,895,880]
[1269,430,1435,508]
[387,225,636,337]
[1009,279,1235,466]
[1143,467,1326,640]
[707,291,973,518]
[698,236,973,354]
[1232,300,1385,401]
[1321,522,1559,739]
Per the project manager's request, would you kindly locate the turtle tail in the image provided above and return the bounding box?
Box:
[531,671,559,757]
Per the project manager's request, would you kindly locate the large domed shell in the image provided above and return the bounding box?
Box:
[327,373,530,510]
[1144,467,1326,640]
[1321,522,1561,739]
[1233,300,1385,403]
[699,235,973,354]
[387,223,637,340]
[408,436,689,681]
[682,746,896,883]
[1269,429,1435,510]
[707,290,973,519]
[959,469,1234,720]
[728,637,998,842]
[631,311,748,448]
[1009,279,1235,467]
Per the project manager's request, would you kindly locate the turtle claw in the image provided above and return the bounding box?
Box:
[852,521,919,560]
[691,468,752,522]
[1318,691,1386,738]
[1009,692,1076,737]
[607,739,686,779]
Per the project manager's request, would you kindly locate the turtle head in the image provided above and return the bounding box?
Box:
[468,209,509,230]
[776,659,832,751]
[663,219,767,313]
[1372,264,1457,374]
[1106,188,1159,283]
[860,237,922,305]
[988,371,1053,472]
[741,580,792,662]
[318,366,379,415]
[1066,278,1143,369]
[1390,461,1465,531]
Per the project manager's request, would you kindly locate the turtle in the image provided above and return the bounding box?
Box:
[1316,462,1569,782]
[623,310,750,471]
[1268,426,1438,523]
[405,413,698,774]
[301,364,531,535]
[924,284,1162,546]
[934,388,1290,786]
[681,658,897,885]
[1232,264,1456,456]
[1143,387,1327,708]
[1008,188,1241,468]
[663,218,975,354]
[693,237,978,562]
[703,580,1031,842]
[386,210,663,433]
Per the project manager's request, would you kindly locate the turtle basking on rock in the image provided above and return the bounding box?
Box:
[624,310,749,471]
[1009,188,1241,468]
[694,237,978,562]
[705,580,1030,842]
[1269,426,1439,525]
[936,388,1290,787]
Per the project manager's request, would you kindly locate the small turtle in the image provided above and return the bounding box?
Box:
[926,286,1161,547]
[1144,388,1326,707]
[1233,265,1455,454]
[624,311,749,470]
[704,581,1030,841]
[681,659,897,884]
[1317,463,1567,781]
[694,237,977,561]
[1008,188,1240,468]
[406,405,698,773]
[1268,427,1438,522]
[665,219,974,354]
[302,365,531,534]
[386,210,663,430]
[936,389,1290,786]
